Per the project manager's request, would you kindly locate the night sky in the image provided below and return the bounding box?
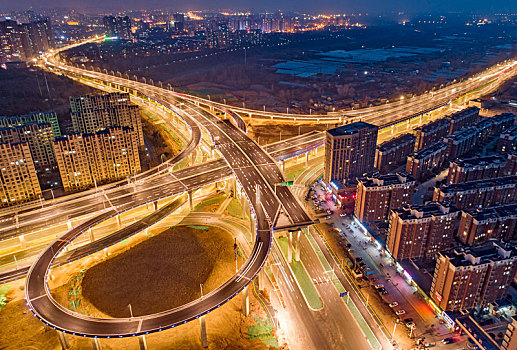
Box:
[0,0,514,14]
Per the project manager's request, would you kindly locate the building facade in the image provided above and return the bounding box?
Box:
[446,155,508,184]
[103,16,132,40]
[0,112,60,137]
[323,122,378,186]
[0,123,55,171]
[433,175,517,210]
[387,202,459,260]
[0,142,41,206]
[414,118,451,150]
[431,241,517,311]
[54,126,141,192]
[375,133,416,174]
[355,172,415,223]
[446,107,480,134]
[406,142,448,181]
[457,203,517,246]
[70,92,144,147]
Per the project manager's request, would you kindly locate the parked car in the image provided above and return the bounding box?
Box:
[406,322,415,329]
[340,213,346,217]
[355,257,363,262]
[395,309,406,316]
[389,302,398,308]
[326,216,331,220]
[374,284,384,289]
[381,289,389,295]
[403,318,413,325]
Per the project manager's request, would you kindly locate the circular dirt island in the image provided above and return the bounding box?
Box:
[80,225,235,318]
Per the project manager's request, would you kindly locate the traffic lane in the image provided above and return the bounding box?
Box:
[298,231,376,350]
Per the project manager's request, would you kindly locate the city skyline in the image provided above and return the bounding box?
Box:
[1,0,516,15]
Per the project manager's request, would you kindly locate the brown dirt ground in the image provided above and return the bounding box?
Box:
[80,225,235,318]
[0,224,276,349]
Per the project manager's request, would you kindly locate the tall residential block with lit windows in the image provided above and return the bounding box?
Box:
[431,241,517,311]
[54,126,141,192]
[387,202,459,260]
[70,92,144,147]
[324,122,378,186]
[355,172,415,223]
[0,142,41,206]
[0,123,56,171]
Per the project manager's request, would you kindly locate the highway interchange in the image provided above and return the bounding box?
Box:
[2,39,515,347]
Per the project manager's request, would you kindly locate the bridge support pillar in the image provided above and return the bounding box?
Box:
[67,220,73,230]
[242,285,250,316]
[57,331,70,350]
[88,228,95,242]
[138,335,148,350]
[116,215,122,228]
[188,190,193,211]
[18,234,27,249]
[295,229,302,262]
[306,152,309,167]
[153,200,158,211]
[90,337,102,350]
[287,231,293,263]
[258,269,265,291]
[231,178,237,198]
[281,160,285,175]
[391,124,394,136]
[200,315,208,348]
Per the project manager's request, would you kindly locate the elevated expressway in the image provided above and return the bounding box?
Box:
[24,61,314,337]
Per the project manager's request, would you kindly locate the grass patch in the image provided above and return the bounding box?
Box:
[186,225,209,230]
[225,198,244,218]
[247,316,279,349]
[193,194,227,212]
[0,285,11,311]
[277,236,323,309]
[161,125,185,149]
[286,168,304,182]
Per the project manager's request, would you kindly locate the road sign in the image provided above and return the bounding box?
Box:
[280,181,294,186]
[340,292,348,298]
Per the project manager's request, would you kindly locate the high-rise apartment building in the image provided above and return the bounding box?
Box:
[446,155,508,184]
[457,203,517,246]
[54,126,141,192]
[502,316,517,350]
[387,202,459,260]
[0,123,55,171]
[406,142,448,181]
[0,18,54,62]
[70,93,144,147]
[431,241,517,311]
[375,133,416,174]
[0,142,41,206]
[324,122,378,186]
[446,107,480,134]
[103,16,132,40]
[414,119,451,150]
[0,112,61,137]
[355,172,415,223]
[433,175,517,210]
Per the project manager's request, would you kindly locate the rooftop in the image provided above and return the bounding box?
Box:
[443,240,517,267]
[358,172,414,188]
[415,118,450,133]
[446,107,479,121]
[377,133,415,152]
[409,141,446,160]
[465,202,517,222]
[393,201,458,220]
[327,121,378,137]
[438,175,517,194]
[451,155,507,168]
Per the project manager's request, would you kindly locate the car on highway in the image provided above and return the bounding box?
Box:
[374,284,384,289]
[406,322,416,329]
[381,289,389,295]
[442,337,454,344]
[340,213,346,217]
[395,309,406,316]
[326,216,331,220]
[403,318,413,325]
[355,257,363,262]
[389,302,398,308]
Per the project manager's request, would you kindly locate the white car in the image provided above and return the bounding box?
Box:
[395,309,406,316]
[340,213,346,217]
[389,302,398,308]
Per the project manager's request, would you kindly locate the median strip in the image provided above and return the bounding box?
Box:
[276,236,323,310]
